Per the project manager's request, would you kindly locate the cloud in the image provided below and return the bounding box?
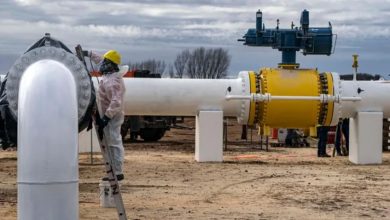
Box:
[14,0,40,6]
[7,0,390,41]
[1,0,390,75]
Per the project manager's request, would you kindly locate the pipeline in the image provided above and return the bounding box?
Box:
[1,35,94,219]
[17,60,79,220]
[121,69,390,132]
[120,74,249,123]
[7,36,389,144]
[2,34,389,218]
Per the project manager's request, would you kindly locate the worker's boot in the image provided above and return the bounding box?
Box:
[116,174,124,181]
[102,174,125,181]
[130,132,137,142]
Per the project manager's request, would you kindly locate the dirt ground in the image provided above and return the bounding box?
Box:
[1,119,390,220]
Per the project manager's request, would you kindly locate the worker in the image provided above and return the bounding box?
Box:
[317,126,330,157]
[129,116,141,141]
[334,118,350,156]
[334,119,344,156]
[341,118,350,154]
[92,50,127,181]
[241,125,247,140]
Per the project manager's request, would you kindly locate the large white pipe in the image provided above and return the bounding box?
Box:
[17,60,78,220]
[122,72,251,123]
[340,80,390,118]
[124,78,243,116]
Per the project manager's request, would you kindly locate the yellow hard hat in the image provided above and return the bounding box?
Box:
[103,50,121,65]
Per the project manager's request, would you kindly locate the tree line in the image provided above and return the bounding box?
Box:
[339,73,382,80]
[127,47,231,79]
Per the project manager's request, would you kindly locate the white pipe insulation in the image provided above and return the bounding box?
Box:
[122,71,251,123]
[17,60,78,220]
[340,80,390,118]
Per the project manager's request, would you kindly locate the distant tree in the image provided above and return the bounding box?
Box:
[128,59,166,74]
[174,47,230,79]
[208,48,231,79]
[340,73,382,80]
[166,64,175,78]
[174,49,190,78]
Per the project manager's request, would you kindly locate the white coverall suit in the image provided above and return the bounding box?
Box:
[98,66,127,175]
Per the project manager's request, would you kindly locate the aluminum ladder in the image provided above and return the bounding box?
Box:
[93,114,128,220]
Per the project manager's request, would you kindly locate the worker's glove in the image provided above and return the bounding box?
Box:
[86,117,93,131]
[98,115,110,129]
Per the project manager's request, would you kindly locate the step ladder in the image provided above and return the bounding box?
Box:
[93,112,128,220]
[75,44,127,219]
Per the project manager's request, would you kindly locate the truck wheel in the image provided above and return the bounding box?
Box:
[140,128,166,141]
[121,123,130,140]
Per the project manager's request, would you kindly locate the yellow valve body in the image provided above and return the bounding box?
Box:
[247,68,334,128]
[323,72,334,126]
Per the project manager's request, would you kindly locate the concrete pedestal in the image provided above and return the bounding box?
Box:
[195,111,223,162]
[349,112,383,164]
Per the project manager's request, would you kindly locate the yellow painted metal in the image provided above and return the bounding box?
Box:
[302,128,310,136]
[278,63,300,69]
[247,71,257,126]
[259,68,321,128]
[352,54,359,68]
[256,125,271,136]
[310,127,317,137]
[324,72,334,126]
[263,125,271,136]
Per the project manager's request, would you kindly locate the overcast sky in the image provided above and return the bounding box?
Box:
[1,0,390,76]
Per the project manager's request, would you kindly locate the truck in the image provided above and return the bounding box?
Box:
[119,70,177,141]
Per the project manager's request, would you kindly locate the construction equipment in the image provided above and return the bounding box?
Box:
[270,129,309,147]
[119,70,177,141]
[76,45,128,219]
[285,129,310,147]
